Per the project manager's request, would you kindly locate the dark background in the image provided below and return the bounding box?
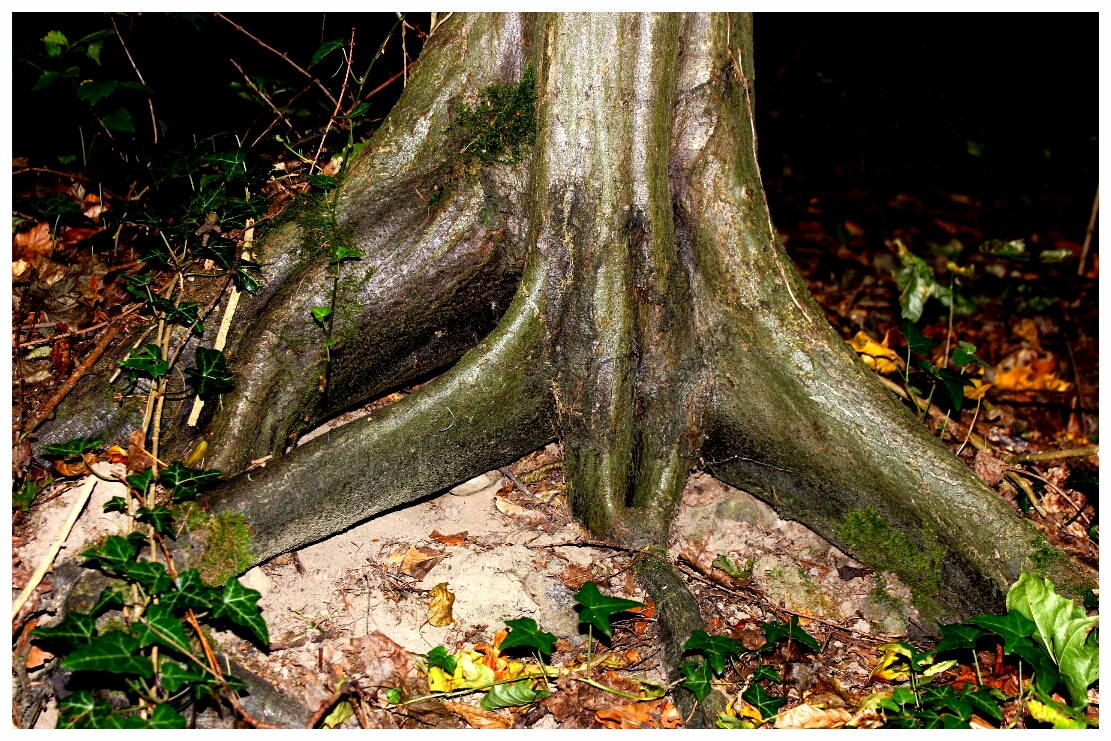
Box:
[12,12,1098,242]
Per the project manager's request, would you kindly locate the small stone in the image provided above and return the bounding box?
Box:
[240,566,272,598]
[450,471,503,497]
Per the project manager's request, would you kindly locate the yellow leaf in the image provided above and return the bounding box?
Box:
[847,331,900,360]
[428,665,452,692]
[322,700,354,729]
[922,658,958,677]
[453,651,495,690]
[964,378,993,400]
[428,582,455,627]
[775,703,854,729]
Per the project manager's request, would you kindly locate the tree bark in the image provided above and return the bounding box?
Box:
[34,12,1094,727]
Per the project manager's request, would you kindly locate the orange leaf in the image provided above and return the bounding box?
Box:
[442,701,513,729]
[596,698,680,729]
[775,703,853,729]
[105,445,129,465]
[13,222,52,258]
[430,529,468,546]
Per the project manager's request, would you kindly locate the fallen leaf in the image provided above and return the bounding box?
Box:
[559,564,593,591]
[105,445,129,465]
[13,222,52,258]
[127,430,156,473]
[774,703,853,729]
[53,458,89,478]
[428,582,455,627]
[964,378,993,400]
[400,545,448,580]
[347,631,416,688]
[596,698,681,729]
[25,645,54,669]
[494,492,529,517]
[430,529,468,547]
[995,350,1071,392]
[442,701,513,729]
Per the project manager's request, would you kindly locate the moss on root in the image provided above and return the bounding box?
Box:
[836,507,945,616]
[177,507,256,587]
[450,64,537,166]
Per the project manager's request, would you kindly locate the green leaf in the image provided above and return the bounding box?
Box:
[159,658,206,693]
[717,713,755,729]
[935,622,985,654]
[742,681,787,722]
[573,581,645,638]
[122,272,155,297]
[124,559,174,594]
[14,477,42,512]
[895,246,938,322]
[102,107,135,133]
[683,629,746,675]
[136,506,175,535]
[329,243,363,265]
[203,150,247,180]
[1006,573,1099,707]
[185,347,235,398]
[951,341,988,368]
[309,38,345,68]
[133,603,193,655]
[921,684,973,720]
[1036,248,1072,263]
[77,79,119,105]
[306,174,337,191]
[680,660,713,702]
[233,258,263,294]
[33,612,97,647]
[936,367,973,410]
[159,462,222,492]
[1009,638,1060,697]
[86,40,104,65]
[1027,690,1093,728]
[212,578,269,644]
[41,436,101,459]
[480,680,545,710]
[161,300,202,333]
[966,610,1037,654]
[102,496,128,513]
[384,688,402,704]
[32,70,62,90]
[311,306,332,324]
[120,344,169,380]
[322,700,354,729]
[980,238,1029,261]
[711,554,752,579]
[194,237,236,270]
[500,617,558,657]
[148,703,188,729]
[427,645,457,674]
[90,586,125,616]
[751,664,780,683]
[890,686,917,706]
[760,615,821,654]
[62,631,153,677]
[960,684,1003,721]
[168,569,214,610]
[899,318,937,355]
[56,690,97,727]
[80,534,137,570]
[339,101,371,119]
[42,30,68,56]
[126,468,155,494]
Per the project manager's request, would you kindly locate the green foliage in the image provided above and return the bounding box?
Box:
[33,612,97,647]
[711,553,753,579]
[750,664,780,683]
[185,347,235,398]
[500,617,558,657]
[683,629,745,675]
[573,581,645,638]
[306,174,337,191]
[13,477,42,511]
[136,505,175,535]
[761,615,822,654]
[62,631,153,677]
[120,344,169,381]
[480,680,546,710]
[741,681,788,721]
[951,341,988,368]
[451,65,538,165]
[311,306,333,324]
[427,645,457,674]
[980,238,1029,260]
[212,578,269,644]
[679,659,713,702]
[41,436,101,459]
[895,246,938,323]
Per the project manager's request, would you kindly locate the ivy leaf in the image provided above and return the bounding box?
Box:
[133,603,193,655]
[159,462,222,491]
[339,101,371,119]
[102,496,128,513]
[41,436,101,459]
[310,38,345,67]
[680,660,713,702]
[711,554,753,579]
[479,680,545,710]
[952,341,988,368]
[33,612,96,647]
[42,30,68,56]
[573,581,645,638]
[212,578,269,644]
[935,622,985,654]
[123,559,174,594]
[185,347,235,398]
[122,272,155,298]
[167,569,214,611]
[159,658,206,693]
[936,367,973,410]
[77,79,119,105]
[14,477,42,511]
[203,150,247,180]
[426,645,457,674]
[329,243,363,265]
[136,506,175,535]
[751,664,780,683]
[102,107,135,133]
[147,703,188,729]
[966,611,1037,655]
[195,237,237,270]
[960,684,1003,721]
[80,535,137,571]
[162,301,202,334]
[233,258,263,294]
[90,586,125,616]
[895,244,938,322]
[499,617,558,657]
[742,681,787,722]
[384,688,402,704]
[62,631,153,677]
[305,174,337,191]
[683,629,746,675]
[126,468,155,494]
[56,690,97,728]
[120,344,169,380]
[899,318,937,356]
[1009,638,1060,697]
[980,238,1029,261]
[310,306,332,324]
[760,616,821,654]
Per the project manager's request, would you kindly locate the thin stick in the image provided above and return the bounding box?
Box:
[12,477,97,620]
[187,257,246,427]
[311,28,355,174]
[230,58,296,133]
[111,16,157,144]
[19,303,145,348]
[498,467,535,499]
[11,167,90,182]
[215,12,338,106]
[956,396,983,457]
[358,62,417,104]
[23,324,120,432]
[1077,184,1098,276]
[1003,445,1098,464]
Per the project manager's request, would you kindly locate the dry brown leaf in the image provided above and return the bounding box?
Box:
[494,492,529,517]
[774,703,853,729]
[596,698,681,729]
[430,529,468,547]
[13,222,52,257]
[346,631,416,688]
[127,430,156,473]
[53,459,89,478]
[442,701,512,729]
[427,582,455,627]
[400,545,448,580]
[559,564,593,591]
[25,644,53,669]
[968,714,996,729]
[105,445,129,465]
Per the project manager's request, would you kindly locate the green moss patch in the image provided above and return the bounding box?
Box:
[451,65,537,165]
[177,508,255,587]
[836,508,945,615]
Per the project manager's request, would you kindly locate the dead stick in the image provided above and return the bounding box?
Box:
[111,17,158,144]
[311,28,355,174]
[1077,184,1099,276]
[1003,445,1098,464]
[23,324,120,432]
[19,303,145,348]
[230,57,296,133]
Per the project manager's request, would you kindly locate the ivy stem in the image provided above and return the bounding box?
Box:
[972,649,983,686]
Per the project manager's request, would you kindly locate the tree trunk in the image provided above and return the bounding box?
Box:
[35,12,1093,727]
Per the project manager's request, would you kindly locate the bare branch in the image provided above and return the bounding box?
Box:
[311,28,355,174]
[230,58,296,134]
[111,16,158,144]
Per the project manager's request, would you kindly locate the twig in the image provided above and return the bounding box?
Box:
[358,62,417,104]
[215,12,338,106]
[1077,183,1098,276]
[11,167,90,181]
[311,28,355,174]
[19,303,145,348]
[1003,465,1090,525]
[956,396,983,457]
[230,58,296,133]
[498,467,535,499]
[12,477,97,620]
[23,324,120,432]
[111,16,158,144]
[187,256,245,427]
[1003,445,1098,465]
[1005,472,1047,518]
